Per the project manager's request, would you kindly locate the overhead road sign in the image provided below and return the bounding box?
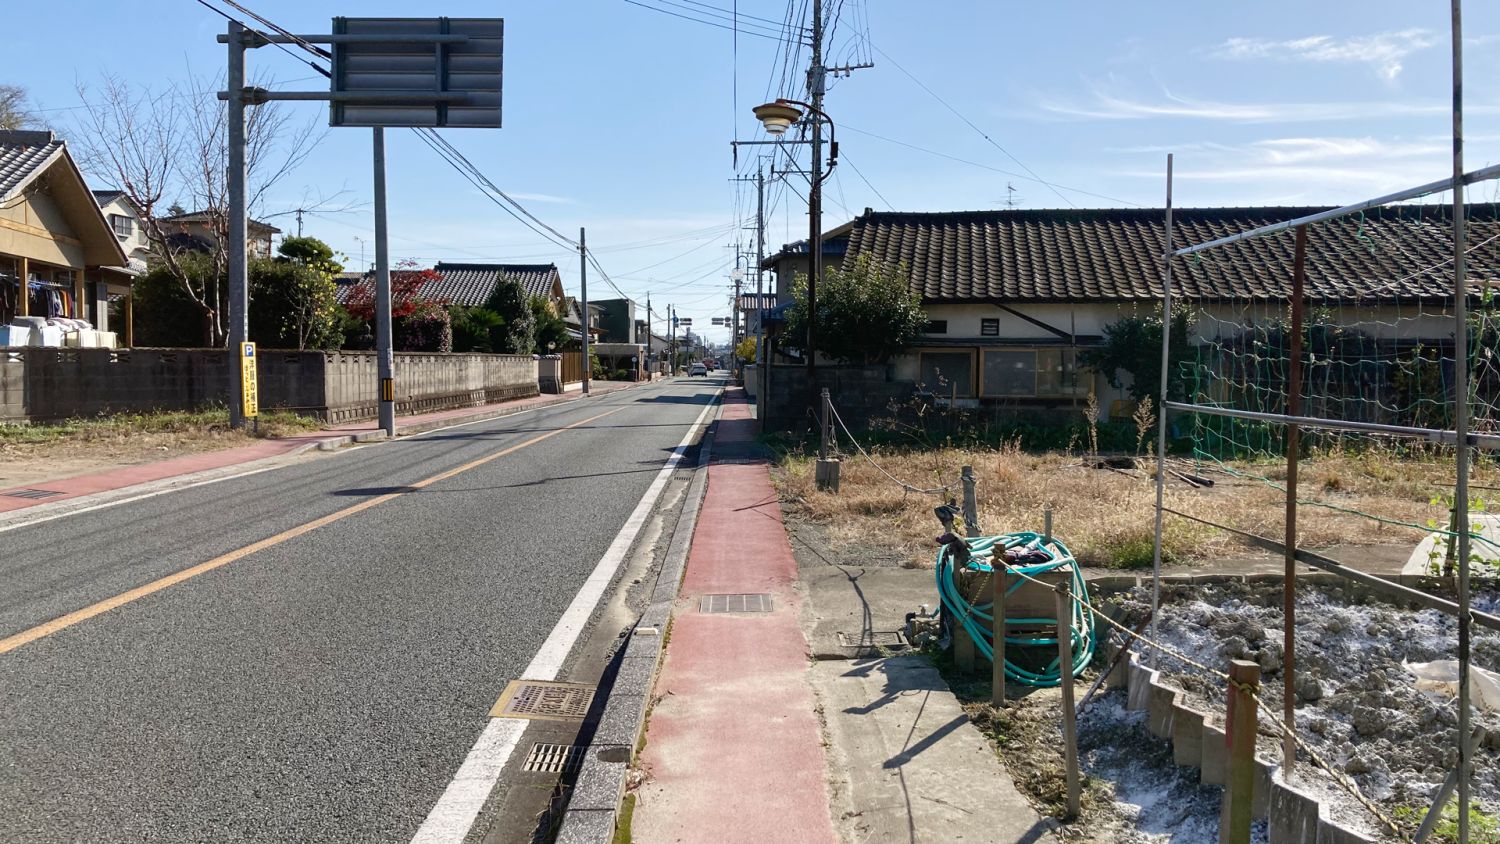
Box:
[330,17,503,128]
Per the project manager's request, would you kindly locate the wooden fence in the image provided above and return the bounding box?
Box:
[561,351,585,384]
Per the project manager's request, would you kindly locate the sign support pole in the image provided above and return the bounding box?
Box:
[373,127,395,438]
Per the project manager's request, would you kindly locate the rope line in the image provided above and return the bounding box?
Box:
[828,402,952,496]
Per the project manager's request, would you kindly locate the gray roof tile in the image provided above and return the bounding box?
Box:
[844,206,1500,303]
[0,130,64,202]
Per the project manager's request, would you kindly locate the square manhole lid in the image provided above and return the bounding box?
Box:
[837,630,909,649]
[699,593,773,614]
[522,742,586,774]
[490,680,596,721]
[2,488,65,500]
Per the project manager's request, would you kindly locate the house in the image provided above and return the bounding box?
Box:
[758,222,851,304]
[155,209,281,258]
[592,297,636,344]
[89,189,152,343]
[762,205,1500,416]
[0,130,129,344]
[334,261,566,310]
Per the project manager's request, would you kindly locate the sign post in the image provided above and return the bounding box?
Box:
[219,16,502,439]
[240,342,259,423]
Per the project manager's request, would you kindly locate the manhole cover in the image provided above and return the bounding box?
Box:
[522,742,586,774]
[699,593,773,613]
[837,631,908,649]
[2,488,64,500]
[490,680,595,721]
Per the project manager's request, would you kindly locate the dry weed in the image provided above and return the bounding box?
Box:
[773,442,1486,569]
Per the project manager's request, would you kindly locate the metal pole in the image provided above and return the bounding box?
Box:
[646,291,652,377]
[226,20,248,430]
[373,127,395,438]
[806,0,823,376]
[1044,506,1053,546]
[756,164,766,369]
[1284,224,1307,776]
[580,227,590,396]
[1451,3,1473,840]
[819,387,831,460]
[1150,153,1174,668]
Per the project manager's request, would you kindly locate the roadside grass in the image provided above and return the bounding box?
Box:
[611,793,636,844]
[0,408,323,447]
[771,439,1479,569]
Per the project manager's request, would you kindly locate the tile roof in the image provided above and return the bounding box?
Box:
[157,209,281,233]
[843,206,1500,303]
[334,263,563,307]
[92,189,127,205]
[0,130,65,202]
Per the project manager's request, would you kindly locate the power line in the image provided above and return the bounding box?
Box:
[621,0,790,41]
[871,43,1074,208]
[840,123,1145,207]
[841,150,893,211]
[192,0,332,78]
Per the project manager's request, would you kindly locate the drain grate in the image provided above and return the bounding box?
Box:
[699,593,774,614]
[490,680,595,721]
[837,630,908,649]
[522,742,586,774]
[2,488,65,500]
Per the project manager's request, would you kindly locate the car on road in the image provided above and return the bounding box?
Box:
[689,363,708,377]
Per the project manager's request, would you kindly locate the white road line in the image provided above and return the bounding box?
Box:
[410,389,721,844]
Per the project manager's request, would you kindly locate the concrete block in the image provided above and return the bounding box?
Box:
[1317,818,1379,844]
[1159,574,1195,585]
[1245,573,1284,585]
[1083,575,1138,594]
[1267,773,1320,843]
[1200,721,1227,785]
[1300,573,1340,587]
[1146,678,1181,739]
[554,809,616,844]
[1171,701,1206,768]
[1191,574,1245,585]
[1254,759,1274,819]
[591,678,651,748]
[565,746,631,813]
[1126,657,1157,711]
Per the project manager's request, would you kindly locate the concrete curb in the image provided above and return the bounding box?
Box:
[1121,650,1378,842]
[554,395,721,843]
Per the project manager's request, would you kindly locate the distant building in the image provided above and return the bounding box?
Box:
[155,209,281,258]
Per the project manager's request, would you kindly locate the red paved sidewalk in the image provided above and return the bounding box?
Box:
[0,380,641,515]
[632,388,837,844]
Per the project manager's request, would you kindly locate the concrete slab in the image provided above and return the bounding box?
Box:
[796,565,935,659]
[810,655,1056,844]
[554,810,616,844]
[1200,721,1227,785]
[1267,774,1320,843]
[1146,678,1181,739]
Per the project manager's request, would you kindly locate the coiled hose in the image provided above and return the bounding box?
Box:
[935,531,1095,687]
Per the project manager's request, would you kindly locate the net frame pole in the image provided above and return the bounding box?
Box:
[1160,402,1500,450]
[1172,162,1500,258]
[1284,224,1307,776]
[1451,1,1473,840]
[1150,153,1174,668]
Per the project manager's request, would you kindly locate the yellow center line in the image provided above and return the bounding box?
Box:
[0,407,627,657]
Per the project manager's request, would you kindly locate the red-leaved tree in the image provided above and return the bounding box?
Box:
[343,259,452,352]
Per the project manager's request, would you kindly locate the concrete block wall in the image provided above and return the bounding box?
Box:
[761,364,915,434]
[0,348,538,424]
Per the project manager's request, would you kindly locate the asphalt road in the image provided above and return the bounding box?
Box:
[0,377,720,842]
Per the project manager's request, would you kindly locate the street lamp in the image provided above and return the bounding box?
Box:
[751,97,837,374]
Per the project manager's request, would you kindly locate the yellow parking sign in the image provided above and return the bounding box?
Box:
[240,342,259,418]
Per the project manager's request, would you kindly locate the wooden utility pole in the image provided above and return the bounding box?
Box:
[805,0,823,375]
[579,227,590,395]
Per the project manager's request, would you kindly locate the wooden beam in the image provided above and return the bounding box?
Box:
[17,257,27,317]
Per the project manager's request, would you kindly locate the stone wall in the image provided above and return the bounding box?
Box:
[0,347,538,424]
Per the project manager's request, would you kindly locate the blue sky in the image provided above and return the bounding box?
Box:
[11,1,1500,343]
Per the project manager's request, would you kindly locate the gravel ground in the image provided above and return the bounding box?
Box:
[1113,581,1500,838]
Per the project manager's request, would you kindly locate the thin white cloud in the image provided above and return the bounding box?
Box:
[1040,84,1497,123]
[506,191,574,204]
[1209,29,1438,80]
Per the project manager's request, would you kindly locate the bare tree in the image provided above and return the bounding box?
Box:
[71,73,325,346]
[0,85,37,131]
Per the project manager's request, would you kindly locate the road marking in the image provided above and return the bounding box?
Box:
[410,390,721,843]
[0,407,625,657]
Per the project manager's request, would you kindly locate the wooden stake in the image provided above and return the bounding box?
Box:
[1221,660,1261,844]
[992,561,1006,704]
[1056,579,1081,819]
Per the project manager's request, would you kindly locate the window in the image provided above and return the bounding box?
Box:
[980,318,1000,336]
[918,351,973,398]
[980,348,1085,398]
[110,214,133,239]
[924,320,948,334]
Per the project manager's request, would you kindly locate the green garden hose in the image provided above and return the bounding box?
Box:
[935,531,1095,687]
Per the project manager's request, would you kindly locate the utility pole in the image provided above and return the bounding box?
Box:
[645,290,652,377]
[806,0,824,376]
[579,226,590,396]
[668,304,676,375]
[731,272,743,362]
[226,19,249,430]
[294,208,305,237]
[373,128,395,437]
